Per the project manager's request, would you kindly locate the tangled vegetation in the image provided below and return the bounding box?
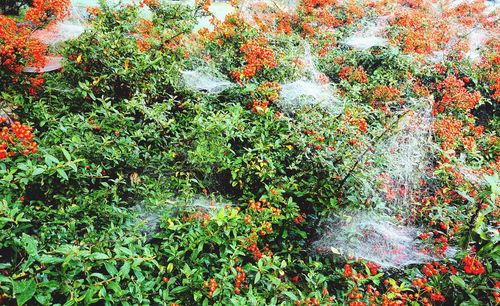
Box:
[0,0,498,305]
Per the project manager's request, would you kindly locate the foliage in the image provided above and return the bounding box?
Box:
[0,0,499,305]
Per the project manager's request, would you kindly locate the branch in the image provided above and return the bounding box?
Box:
[338,110,410,190]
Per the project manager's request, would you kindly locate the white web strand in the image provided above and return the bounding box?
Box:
[279,43,343,113]
[374,99,434,209]
[313,212,436,268]
[181,70,234,93]
[342,17,388,50]
[313,98,438,268]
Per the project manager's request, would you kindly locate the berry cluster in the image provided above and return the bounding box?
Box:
[204,278,217,298]
[248,81,281,112]
[369,85,403,110]
[433,116,463,150]
[389,9,449,54]
[462,254,485,275]
[233,267,246,294]
[0,119,38,159]
[339,66,368,84]
[25,0,70,26]
[435,75,481,113]
[239,38,277,79]
[0,16,47,89]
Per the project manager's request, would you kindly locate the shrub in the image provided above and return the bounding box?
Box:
[0,0,499,305]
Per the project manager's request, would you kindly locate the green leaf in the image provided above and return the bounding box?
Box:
[104,262,118,276]
[450,275,466,289]
[167,263,174,273]
[35,294,50,305]
[281,291,297,300]
[91,253,109,260]
[217,209,225,220]
[20,234,38,256]
[193,291,203,302]
[108,281,123,296]
[57,169,69,181]
[119,261,131,277]
[44,154,59,166]
[473,213,484,232]
[254,271,261,284]
[460,294,481,306]
[170,286,189,294]
[38,255,64,264]
[89,273,107,280]
[16,163,29,171]
[32,168,45,176]
[61,148,72,161]
[13,279,36,306]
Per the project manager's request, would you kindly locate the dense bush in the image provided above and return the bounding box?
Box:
[0,0,499,305]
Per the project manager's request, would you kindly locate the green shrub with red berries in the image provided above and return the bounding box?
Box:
[0,0,499,305]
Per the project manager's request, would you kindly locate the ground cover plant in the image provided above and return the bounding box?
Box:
[0,0,499,305]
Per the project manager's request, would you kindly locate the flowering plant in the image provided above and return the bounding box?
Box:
[0,0,498,305]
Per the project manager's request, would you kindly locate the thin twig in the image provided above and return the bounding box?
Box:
[338,110,410,190]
